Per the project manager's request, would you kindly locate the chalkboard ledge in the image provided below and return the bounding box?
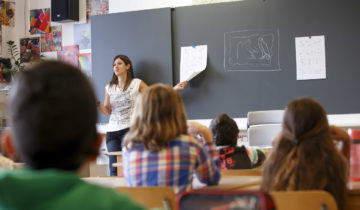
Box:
[96,113,360,134]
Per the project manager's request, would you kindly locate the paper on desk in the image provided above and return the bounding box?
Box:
[295,35,326,80]
[180,44,207,82]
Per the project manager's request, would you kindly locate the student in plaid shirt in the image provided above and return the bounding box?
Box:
[122,84,221,193]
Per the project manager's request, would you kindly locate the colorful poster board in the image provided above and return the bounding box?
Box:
[20,37,41,62]
[0,25,2,53]
[86,0,109,23]
[0,1,15,27]
[57,45,79,67]
[40,25,62,52]
[79,53,92,77]
[74,24,91,50]
[0,57,11,82]
[29,8,51,34]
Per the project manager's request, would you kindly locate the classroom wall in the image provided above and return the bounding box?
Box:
[7,0,359,130]
[0,0,25,59]
[0,0,241,60]
[0,0,242,126]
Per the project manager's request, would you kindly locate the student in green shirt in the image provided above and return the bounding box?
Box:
[0,61,143,210]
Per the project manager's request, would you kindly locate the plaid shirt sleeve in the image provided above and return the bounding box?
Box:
[122,135,222,193]
[193,140,221,185]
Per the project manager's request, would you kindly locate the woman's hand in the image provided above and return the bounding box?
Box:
[97,92,112,116]
[173,81,188,91]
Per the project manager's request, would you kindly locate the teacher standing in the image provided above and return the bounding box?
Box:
[98,54,187,176]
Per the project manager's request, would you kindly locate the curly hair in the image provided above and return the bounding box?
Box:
[209,113,239,146]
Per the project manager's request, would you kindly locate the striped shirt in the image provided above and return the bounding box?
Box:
[122,135,221,194]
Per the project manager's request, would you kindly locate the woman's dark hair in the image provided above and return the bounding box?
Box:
[109,55,134,91]
[209,113,239,146]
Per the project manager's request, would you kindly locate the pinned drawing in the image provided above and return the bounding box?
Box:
[74,23,91,50]
[295,35,326,80]
[224,29,280,71]
[180,44,207,82]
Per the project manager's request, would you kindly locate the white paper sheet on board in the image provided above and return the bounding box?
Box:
[180,45,208,82]
[295,35,326,80]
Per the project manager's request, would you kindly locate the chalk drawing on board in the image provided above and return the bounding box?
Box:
[224,29,281,71]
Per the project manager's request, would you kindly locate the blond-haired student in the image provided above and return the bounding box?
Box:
[97,55,187,176]
[122,84,221,193]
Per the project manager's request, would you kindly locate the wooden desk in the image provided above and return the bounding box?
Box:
[83,176,360,210]
[107,151,122,176]
[83,177,128,188]
[193,175,262,190]
[83,175,261,192]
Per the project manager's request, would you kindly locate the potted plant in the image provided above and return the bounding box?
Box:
[6,40,25,75]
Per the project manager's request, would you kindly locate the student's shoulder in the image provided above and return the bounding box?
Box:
[175,134,201,145]
[173,135,211,152]
[105,84,112,92]
[0,155,14,170]
[132,78,142,83]
[79,181,144,210]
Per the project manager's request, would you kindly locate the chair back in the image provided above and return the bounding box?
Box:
[116,186,175,210]
[270,190,338,210]
[247,124,282,146]
[177,189,275,210]
[247,110,284,127]
[247,110,283,146]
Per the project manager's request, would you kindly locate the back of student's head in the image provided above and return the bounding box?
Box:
[209,113,238,147]
[8,60,98,170]
[124,83,187,151]
[282,97,329,141]
[261,97,347,209]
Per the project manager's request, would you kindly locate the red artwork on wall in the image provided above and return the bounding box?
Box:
[57,45,79,67]
[29,8,51,34]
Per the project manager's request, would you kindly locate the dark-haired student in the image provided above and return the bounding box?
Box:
[261,97,350,210]
[122,84,221,193]
[97,54,187,176]
[210,113,266,169]
[0,61,143,210]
